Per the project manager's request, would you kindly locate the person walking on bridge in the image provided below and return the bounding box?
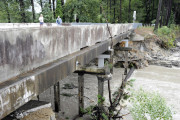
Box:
[39,14,44,27]
[56,16,62,25]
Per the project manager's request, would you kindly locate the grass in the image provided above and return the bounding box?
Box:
[135,25,180,49]
[130,88,173,120]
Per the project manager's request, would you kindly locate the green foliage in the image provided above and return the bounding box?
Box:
[61,93,74,97]
[97,94,105,104]
[126,79,135,87]
[105,61,113,69]
[156,26,176,49]
[151,19,156,24]
[55,0,63,18]
[41,3,55,22]
[168,11,175,27]
[130,89,173,120]
[64,0,101,22]
[0,0,23,23]
[102,113,108,120]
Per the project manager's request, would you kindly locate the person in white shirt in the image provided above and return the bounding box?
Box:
[39,14,44,27]
[56,16,62,25]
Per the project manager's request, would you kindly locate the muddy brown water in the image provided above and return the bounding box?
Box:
[130,65,180,120]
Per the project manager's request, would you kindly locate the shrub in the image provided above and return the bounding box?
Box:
[156,26,176,49]
[130,89,173,120]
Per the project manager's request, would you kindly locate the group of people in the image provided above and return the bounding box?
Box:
[38,14,62,27]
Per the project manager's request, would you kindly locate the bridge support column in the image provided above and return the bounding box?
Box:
[97,76,104,108]
[78,72,85,117]
[108,46,114,74]
[75,54,111,117]
[124,51,128,75]
[115,39,131,75]
[54,82,60,112]
[97,76,104,120]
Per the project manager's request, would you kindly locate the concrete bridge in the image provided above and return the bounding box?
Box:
[0,23,141,119]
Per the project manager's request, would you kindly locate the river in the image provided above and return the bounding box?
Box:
[129,65,180,120]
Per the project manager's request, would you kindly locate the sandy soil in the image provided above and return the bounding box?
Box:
[21,108,55,120]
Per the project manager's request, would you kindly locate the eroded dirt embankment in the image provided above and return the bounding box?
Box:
[115,27,180,69]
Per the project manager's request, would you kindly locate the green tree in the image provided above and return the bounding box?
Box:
[64,0,100,23]
[55,0,63,18]
[41,3,54,22]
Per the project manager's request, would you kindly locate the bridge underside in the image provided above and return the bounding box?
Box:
[0,29,132,119]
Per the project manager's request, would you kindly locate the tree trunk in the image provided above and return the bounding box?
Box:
[61,0,64,6]
[61,0,65,22]
[119,0,122,23]
[107,0,109,21]
[4,1,11,23]
[174,4,177,23]
[100,6,102,22]
[49,0,52,10]
[40,0,43,10]
[52,0,55,18]
[113,0,115,23]
[154,0,163,31]
[31,0,35,22]
[163,0,168,26]
[128,0,131,23]
[148,0,152,23]
[19,0,26,22]
[152,0,154,20]
[110,0,112,23]
[160,1,164,27]
[166,0,172,25]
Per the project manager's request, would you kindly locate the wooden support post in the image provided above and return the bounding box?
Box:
[124,51,128,75]
[97,76,104,108]
[97,76,104,119]
[54,82,60,112]
[110,51,114,74]
[78,72,84,117]
[37,95,40,101]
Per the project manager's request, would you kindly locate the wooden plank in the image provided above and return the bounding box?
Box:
[75,66,108,75]
[114,47,132,51]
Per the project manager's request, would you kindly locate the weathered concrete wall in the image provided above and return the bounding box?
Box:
[0,24,133,84]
